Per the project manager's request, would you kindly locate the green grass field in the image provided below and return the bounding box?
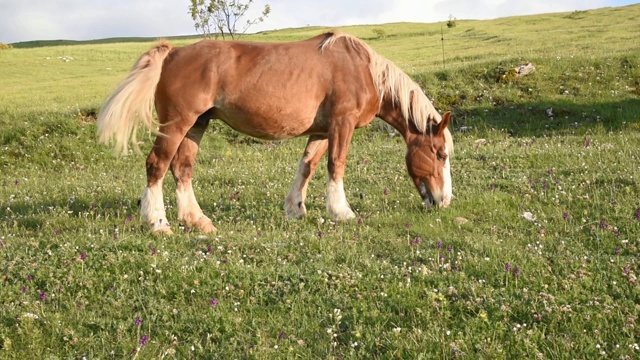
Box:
[1,4,639,359]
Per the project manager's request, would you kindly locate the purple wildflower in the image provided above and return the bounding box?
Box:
[563,212,569,221]
[614,247,620,255]
[148,243,157,256]
[437,241,443,250]
[513,267,520,277]
[139,335,149,347]
[636,207,640,220]
[405,223,412,230]
[210,298,218,307]
[505,262,511,272]
[135,317,142,327]
[39,290,46,302]
[411,236,421,246]
[543,182,548,190]
[278,331,285,340]
[206,245,212,254]
[439,253,445,262]
[27,274,33,282]
[447,245,453,253]
[614,228,620,237]
[599,219,606,229]
[383,188,389,196]
[21,286,27,294]
[54,229,61,235]
[317,230,323,238]
[584,138,591,148]
[357,216,363,225]
[80,252,87,261]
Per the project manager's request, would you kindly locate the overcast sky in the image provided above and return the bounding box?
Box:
[0,0,637,44]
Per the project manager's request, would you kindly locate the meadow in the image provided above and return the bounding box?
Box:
[1,4,639,359]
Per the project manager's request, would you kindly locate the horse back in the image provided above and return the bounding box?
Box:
[155,34,380,139]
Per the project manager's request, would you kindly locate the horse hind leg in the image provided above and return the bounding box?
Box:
[141,130,185,235]
[284,136,328,219]
[141,109,202,234]
[171,116,217,233]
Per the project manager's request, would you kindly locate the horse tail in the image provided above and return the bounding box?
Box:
[97,41,173,154]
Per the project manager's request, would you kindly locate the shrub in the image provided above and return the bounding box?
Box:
[372,28,387,40]
[0,42,13,50]
[446,15,457,28]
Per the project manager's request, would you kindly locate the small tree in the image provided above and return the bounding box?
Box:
[189,0,215,39]
[446,14,457,28]
[189,0,271,40]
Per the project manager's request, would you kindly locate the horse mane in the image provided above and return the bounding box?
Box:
[319,32,447,142]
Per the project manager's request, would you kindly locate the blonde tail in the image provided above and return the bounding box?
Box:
[97,42,173,155]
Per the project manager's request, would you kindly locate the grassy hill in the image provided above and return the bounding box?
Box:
[0,4,638,359]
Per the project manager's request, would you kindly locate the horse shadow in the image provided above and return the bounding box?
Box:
[448,98,640,137]
[0,195,139,233]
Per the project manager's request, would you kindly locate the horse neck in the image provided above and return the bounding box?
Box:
[377,97,414,142]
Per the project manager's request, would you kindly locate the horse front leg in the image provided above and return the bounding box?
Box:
[326,126,356,220]
[284,135,328,219]
[171,117,217,233]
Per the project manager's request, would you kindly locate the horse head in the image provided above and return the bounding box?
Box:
[404,111,452,208]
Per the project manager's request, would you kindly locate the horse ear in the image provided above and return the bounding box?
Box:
[437,111,451,136]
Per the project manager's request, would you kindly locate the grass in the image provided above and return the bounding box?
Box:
[1,4,639,359]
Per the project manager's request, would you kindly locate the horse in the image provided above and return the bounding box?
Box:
[97,31,453,234]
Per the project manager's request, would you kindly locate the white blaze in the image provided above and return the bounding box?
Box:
[441,146,452,207]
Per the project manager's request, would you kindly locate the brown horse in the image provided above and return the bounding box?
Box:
[97,32,453,234]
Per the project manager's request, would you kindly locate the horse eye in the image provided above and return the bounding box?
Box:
[436,152,447,162]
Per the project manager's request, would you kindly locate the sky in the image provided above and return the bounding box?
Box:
[0,0,637,44]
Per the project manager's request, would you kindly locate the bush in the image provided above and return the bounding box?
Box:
[0,42,13,50]
[372,28,387,40]
[446,14,457,28]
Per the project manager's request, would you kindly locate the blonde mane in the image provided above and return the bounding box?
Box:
[319,32,453,153]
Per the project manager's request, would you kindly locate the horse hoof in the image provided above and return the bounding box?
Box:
[152,226,173,236]
[196,217,217,234]
[330,209,356,221]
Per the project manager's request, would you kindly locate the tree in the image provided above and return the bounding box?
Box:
[189,0,271,40]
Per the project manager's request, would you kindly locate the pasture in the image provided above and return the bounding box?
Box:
[1,4,639,358]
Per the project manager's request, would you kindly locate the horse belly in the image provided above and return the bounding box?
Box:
[217,107,320,140]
